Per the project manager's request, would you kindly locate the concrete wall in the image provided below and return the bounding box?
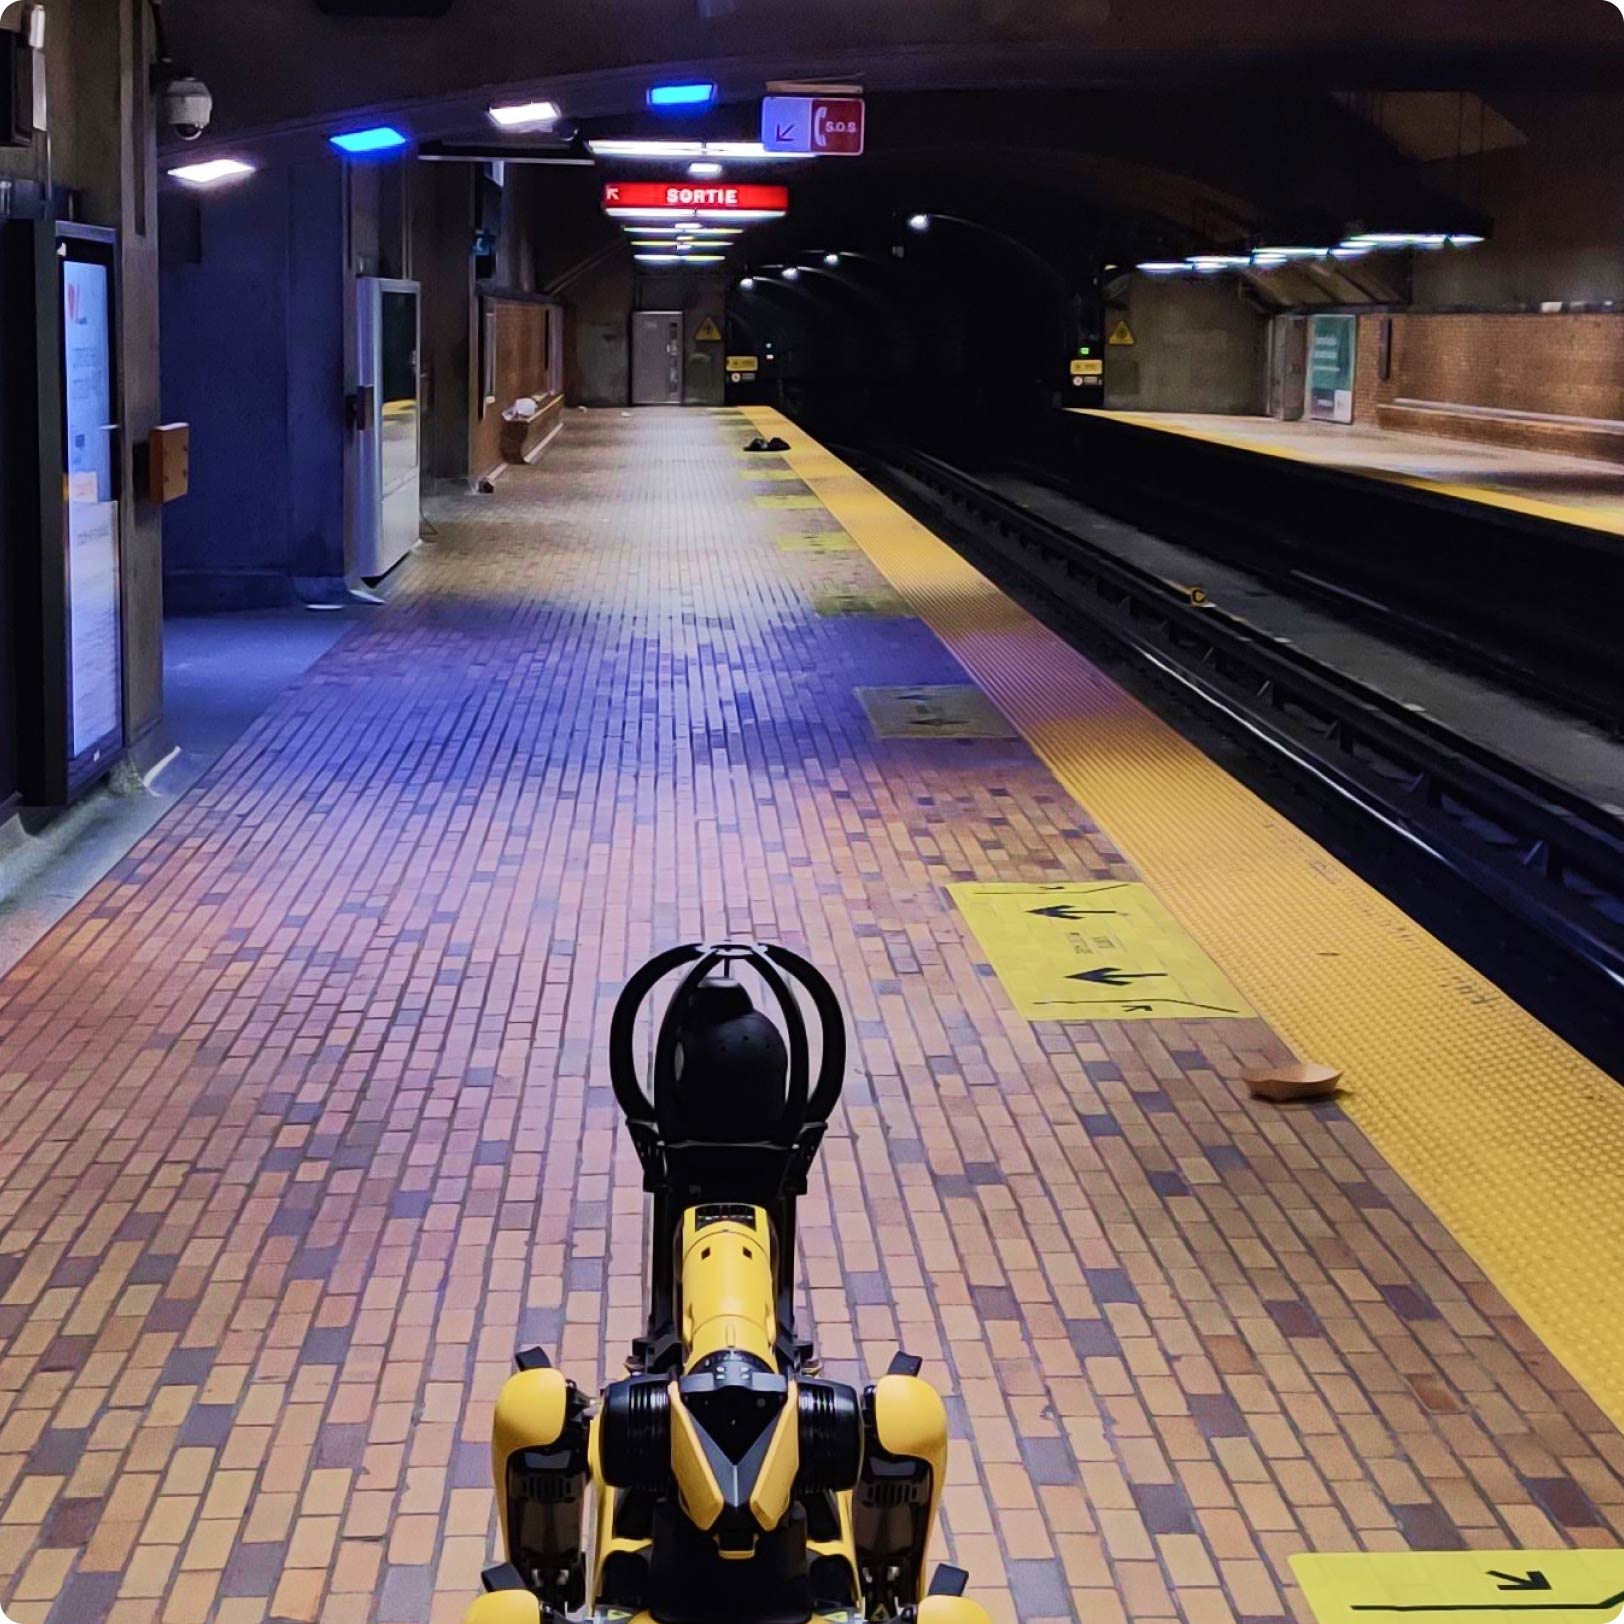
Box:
[160,161,347,608]
[1412,96,1624,310]
[569,255,636,407]
[416,162,475,487]
[1105,275,1268,414]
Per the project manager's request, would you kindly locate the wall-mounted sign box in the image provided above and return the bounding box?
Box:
[760,95,865,155]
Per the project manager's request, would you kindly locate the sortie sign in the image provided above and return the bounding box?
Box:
[602,181,789,214]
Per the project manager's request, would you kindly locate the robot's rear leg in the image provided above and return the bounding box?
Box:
[491,1348,589,1612]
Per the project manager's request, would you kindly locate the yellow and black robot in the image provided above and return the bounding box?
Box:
[463,943,990,1624]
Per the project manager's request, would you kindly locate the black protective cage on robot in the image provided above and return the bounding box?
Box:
[607,942,847,1376]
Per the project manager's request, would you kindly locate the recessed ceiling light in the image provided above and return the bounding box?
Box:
[168,157,256,186]
[488,99,560,130]
[823,252,840,266]
[647,82,717,110]
[329,126,409,155]
[689,161,723,178]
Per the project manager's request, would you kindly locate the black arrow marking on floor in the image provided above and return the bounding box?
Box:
[1027,905,1122,920]
[1039,996,1241,1014]
[1068,967,1167,986]
[1490,1575,1552,1594]
[1351,1590,1624,1615]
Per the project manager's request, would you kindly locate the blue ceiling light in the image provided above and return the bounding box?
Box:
[647,81,717,111]
[329,125,409,155]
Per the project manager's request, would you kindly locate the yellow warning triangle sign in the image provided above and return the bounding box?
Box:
[694,316,723,342]
[1108,320,1136,346]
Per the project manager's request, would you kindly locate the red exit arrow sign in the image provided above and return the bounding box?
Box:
[602,181,789,216]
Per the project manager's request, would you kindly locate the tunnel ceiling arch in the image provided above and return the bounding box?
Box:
[165,0,1624,142]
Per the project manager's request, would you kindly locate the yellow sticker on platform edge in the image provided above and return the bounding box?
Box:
[755,493,825,510]
[1291,1551,1624,1624]
[948,881,1253,1021]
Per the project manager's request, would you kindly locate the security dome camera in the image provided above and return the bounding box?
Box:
[160,75,213,142]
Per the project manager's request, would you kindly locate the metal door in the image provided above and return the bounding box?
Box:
[354,276,422,579]
[631,311,682,405]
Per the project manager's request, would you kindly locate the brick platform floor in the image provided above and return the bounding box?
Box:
[0,410,1619,1624]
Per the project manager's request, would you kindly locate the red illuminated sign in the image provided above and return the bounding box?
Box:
[602,181,789,214]
[811,98,864,155]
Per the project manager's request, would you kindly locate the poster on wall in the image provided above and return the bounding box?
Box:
[1307,313,1357,424]
[62,257,123,762]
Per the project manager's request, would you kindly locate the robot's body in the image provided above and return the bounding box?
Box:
[464,945,988,1624]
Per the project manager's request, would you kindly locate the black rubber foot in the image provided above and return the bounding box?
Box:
[887,1350,924,1378]
[483,1562,528,1593]
[515,1346,551,1372]
[928,1565,970,1597]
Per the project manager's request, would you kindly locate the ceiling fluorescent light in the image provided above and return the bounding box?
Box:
[588,138,814,162]
[590,139,707,158]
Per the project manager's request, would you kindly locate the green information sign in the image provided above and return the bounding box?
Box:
[1308,313,1357,424]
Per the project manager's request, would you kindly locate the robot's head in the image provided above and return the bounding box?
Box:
[669,973,789,1142]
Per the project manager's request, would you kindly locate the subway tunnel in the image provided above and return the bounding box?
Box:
[0,4,1622,1622]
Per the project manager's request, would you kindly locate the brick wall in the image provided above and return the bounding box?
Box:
[1383,314,1624,420]
[1343,311,1624,460]
[1353,315,1384,424]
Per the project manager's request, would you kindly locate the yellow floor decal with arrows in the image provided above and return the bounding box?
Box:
[1292,1553,1624,1624]
[949,881,1255,1021]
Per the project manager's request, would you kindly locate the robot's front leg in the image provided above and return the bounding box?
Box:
[854,1354,951,1621]
[488,1348,590,1613]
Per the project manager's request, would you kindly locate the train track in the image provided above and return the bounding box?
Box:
[841,439,1624,1011]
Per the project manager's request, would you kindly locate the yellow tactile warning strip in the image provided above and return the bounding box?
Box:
[1078,410,1624,538]
[745,405,1624,1434]
[1290,1550,1624,1624]
[949,882,1256,1023]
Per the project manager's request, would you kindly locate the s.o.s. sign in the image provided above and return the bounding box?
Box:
[603,182,789,217]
